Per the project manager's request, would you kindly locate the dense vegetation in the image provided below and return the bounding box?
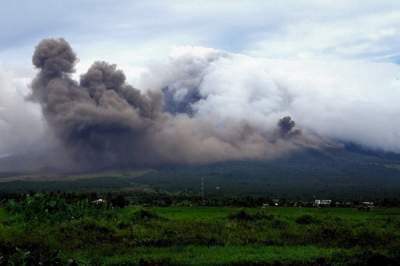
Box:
[1,193,400,265]
[3,147,400,200]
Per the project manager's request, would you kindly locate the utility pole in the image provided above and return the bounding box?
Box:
[201,176,205,205]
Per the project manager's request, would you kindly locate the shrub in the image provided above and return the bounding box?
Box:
[110,195,129,208]
[0,241,62,265]
[295,214,319,225]
[331,249,399,266]
[271,218,289,230]
[5,193,99,223]
[228,210,254,221]
[132,209,163,222]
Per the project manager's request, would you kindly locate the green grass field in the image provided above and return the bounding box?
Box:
[97,245,340,266]
[1,196,400,265]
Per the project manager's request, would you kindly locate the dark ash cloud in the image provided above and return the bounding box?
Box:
[29,38,320,170]
[31,38,161,169]
[278,116,301,138]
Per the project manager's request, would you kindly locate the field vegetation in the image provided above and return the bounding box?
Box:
[0,193,400,265]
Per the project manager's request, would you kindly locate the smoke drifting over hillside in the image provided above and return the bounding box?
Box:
[2,38,400,170]
[28,38,310,169]
[138,46,400,154]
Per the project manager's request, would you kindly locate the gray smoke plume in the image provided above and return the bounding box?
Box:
[278,116,301,138]
[31,38,163,168]
[30,38,315,169]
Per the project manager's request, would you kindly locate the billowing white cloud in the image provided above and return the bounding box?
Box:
[246,10,400,61]
[139,46,400,153]
[0,65,44,156]
[2,42,400,160]
[2,0,400,162]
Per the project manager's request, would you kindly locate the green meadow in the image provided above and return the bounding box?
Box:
[1,195,400,265]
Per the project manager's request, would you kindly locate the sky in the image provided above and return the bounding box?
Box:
[2,1,400,70]
[2,0,400,163]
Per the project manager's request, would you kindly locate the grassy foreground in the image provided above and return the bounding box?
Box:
[1,195,400,265]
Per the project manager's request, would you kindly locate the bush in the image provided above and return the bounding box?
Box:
[331,249,400,266]
[110,195,129,208]
[131,209,162,222]
[271,218,289,230]
[295,214,319,225]
[0,241,62,265]
[5,193,99,223]
[228,210,254,221]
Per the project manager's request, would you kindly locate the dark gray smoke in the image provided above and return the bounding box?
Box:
[30,38,315,169]
[31,38,163,168]
[278,116,301,138]
[32,38,76,75]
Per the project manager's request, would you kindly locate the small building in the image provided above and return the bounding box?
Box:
[314,199,332,208]
[358,201,374,211]
[272,199,280,206]
[344,201,353,207]
[92,198,106,205]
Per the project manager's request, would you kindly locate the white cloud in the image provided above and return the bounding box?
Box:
[0,65,44,155]
[2,0,400,159]
[139,46,400,152]
[246,10,400,61]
